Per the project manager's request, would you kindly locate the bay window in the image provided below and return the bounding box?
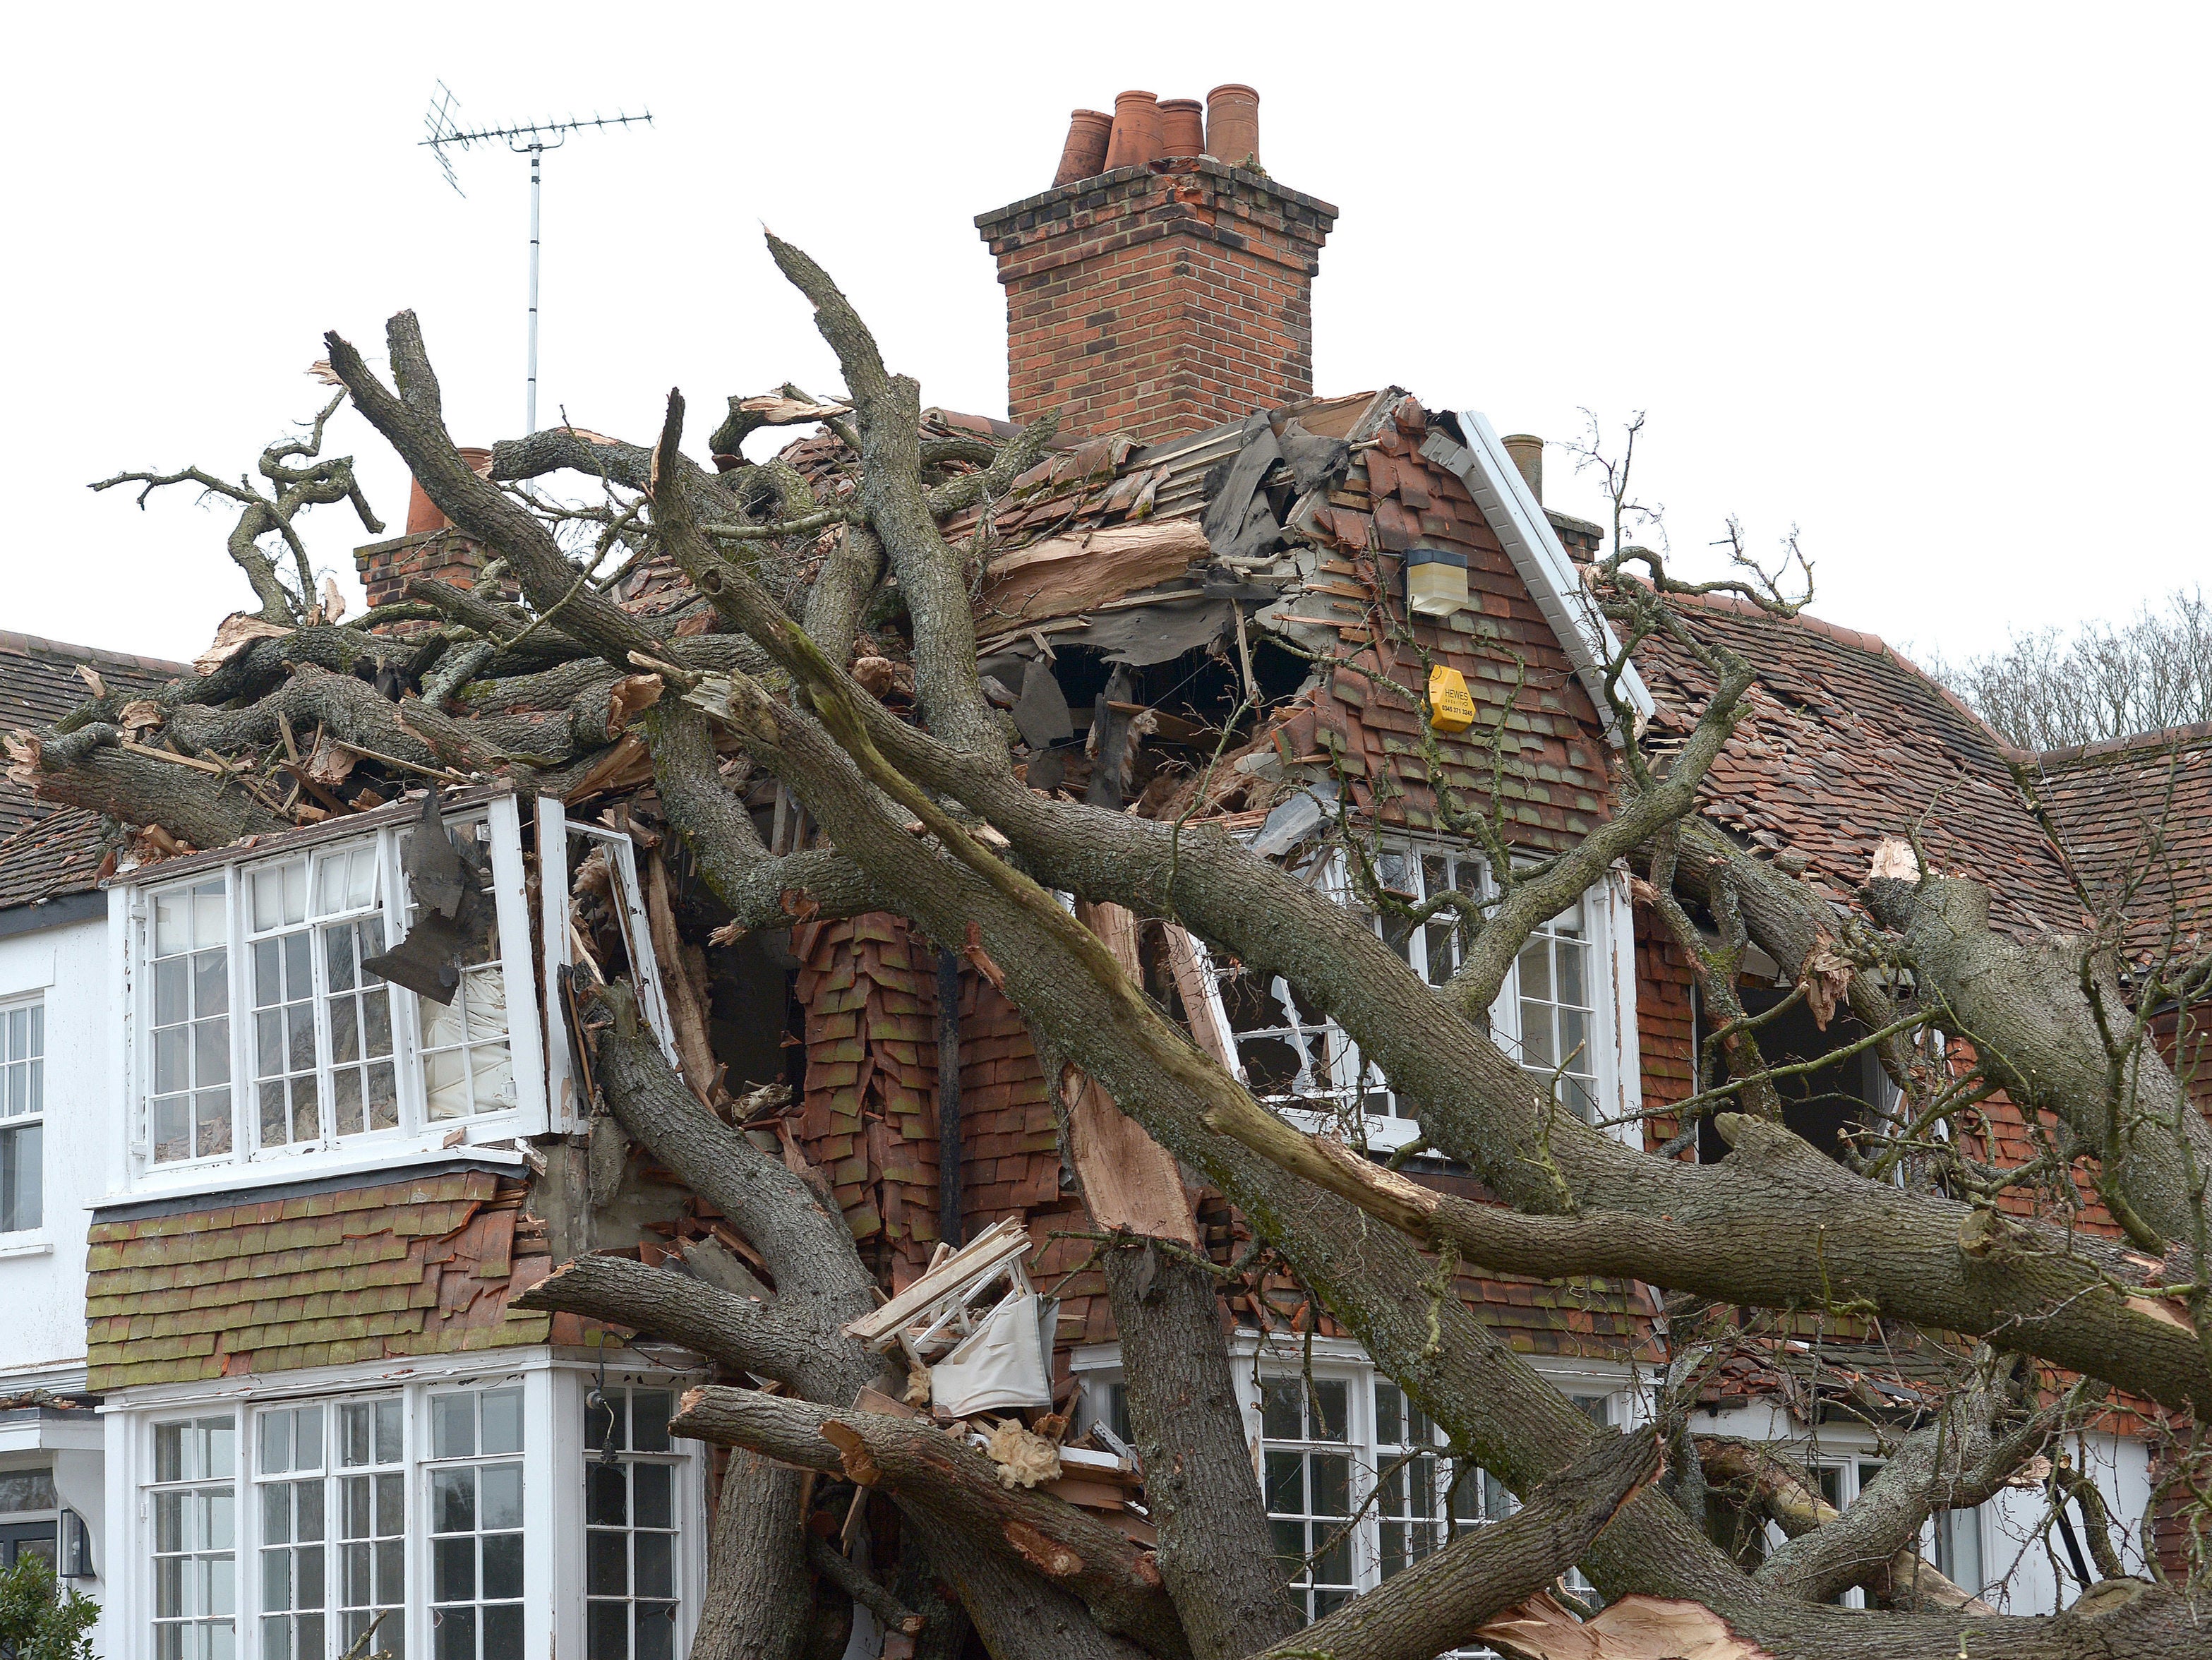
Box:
[128,1369,701,1660]
[126,793,543,1184]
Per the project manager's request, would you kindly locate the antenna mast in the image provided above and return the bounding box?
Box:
[421,83,653,434]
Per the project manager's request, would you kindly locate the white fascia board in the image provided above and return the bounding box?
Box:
[1423,412,1654,741]
[0,1417,104,1453]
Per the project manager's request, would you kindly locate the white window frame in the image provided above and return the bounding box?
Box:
[579,1382,690,1660]
[534,799,685,1136]
[107,1355,707,1660]
[1071,1336,1634,1649]
[0,993,44,1236]
[114,795,547,1196]
[1201,845,1642,1152]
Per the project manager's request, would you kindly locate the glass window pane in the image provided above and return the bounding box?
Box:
[478,1465,522,1532]
[480,1533,523,1601]
[157,889,190,956]
[585,1530,626,1597]
[260,1413,290,1476]
[479,1389,524,1455]
[635,1604,674,1660]
[433,1396,475,1461]
[433,1606,475,1660]
[585,1465,626,1528]
[630,1392,671,1452]
[1311,1380,1347,1441]
[483,1604,523,1660]
[433,1469,475,1534]
[196,951,228,1017]
[586,1604,626,1660]
[1557,938,1587,1006]
[633,1532,672,1599]
[157,959,188,1026]
[433,1537,475,1603]
[632,1464,671,1530]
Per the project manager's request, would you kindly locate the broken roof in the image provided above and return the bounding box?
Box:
[0,630,187,912]
[575,387,1628,852]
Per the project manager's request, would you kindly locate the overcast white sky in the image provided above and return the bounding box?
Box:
[6,4,2204,669]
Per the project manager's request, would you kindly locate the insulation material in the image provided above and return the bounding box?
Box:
[932,1290,1054,1419]
[981,1417,1063,1490]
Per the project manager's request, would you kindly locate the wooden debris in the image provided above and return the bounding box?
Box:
[1475,1593,1777,1660]
[644,853,719,1107]
[1062,903,1203,1246]
[841,1217,1031,1350]
[977,520,1210,627]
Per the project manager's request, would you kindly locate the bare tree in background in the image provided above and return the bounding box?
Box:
[1925,589,2212,750]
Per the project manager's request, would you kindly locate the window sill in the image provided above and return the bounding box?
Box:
[112,1121,532,1206]
[0,1234,55,1261]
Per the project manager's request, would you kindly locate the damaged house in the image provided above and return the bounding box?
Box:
[5,83,2209,1660]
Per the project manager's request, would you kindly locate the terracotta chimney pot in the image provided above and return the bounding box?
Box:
[403,448,493,537]
[1205,83,1261,169]
[1502,434,1544,504]
[1103,91,1164,172]
[1158,99,1205,160]
[1053,109,1114,186]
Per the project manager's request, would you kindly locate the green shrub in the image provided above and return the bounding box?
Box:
[0,1553,97,1660]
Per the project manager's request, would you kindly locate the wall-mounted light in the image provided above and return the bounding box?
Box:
[1405,546,1471,618]
[58,1508,94,1580]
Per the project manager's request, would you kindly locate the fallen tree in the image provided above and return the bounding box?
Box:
[19,233,2209,1659]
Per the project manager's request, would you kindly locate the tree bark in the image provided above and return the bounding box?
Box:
[1099,1240,1302,1659]
[692,1450,814,1660]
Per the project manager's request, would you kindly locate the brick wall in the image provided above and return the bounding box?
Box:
[1635,913,1697,1150]
[977,157,1336,443]
[352,529,500,632]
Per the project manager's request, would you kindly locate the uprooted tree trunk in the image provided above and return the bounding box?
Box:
[37,230,2212,1660]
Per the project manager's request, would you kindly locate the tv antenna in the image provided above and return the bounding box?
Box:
[421,82,653,433]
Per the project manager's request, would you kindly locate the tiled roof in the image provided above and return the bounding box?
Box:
[0,631,186,910]
[1633,596,2084,935]
[84,1168,551,1391]
[2026,722,2212,963]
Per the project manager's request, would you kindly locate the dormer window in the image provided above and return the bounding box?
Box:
[125,793,543,1186]
[1205,843,1643,1151]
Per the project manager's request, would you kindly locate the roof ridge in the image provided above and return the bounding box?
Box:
[2032,718,2212,769]
[1665,590,2038,764]
[0,627,191,678]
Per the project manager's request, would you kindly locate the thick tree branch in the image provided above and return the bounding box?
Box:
[670,1386,1189,1659]
[1250,1429,1661,1660]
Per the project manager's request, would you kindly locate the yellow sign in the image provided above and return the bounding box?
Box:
[1427,664,1477,733]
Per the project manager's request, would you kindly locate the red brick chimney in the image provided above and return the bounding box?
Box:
[977,85,1337,444]
[352,450,502,632]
